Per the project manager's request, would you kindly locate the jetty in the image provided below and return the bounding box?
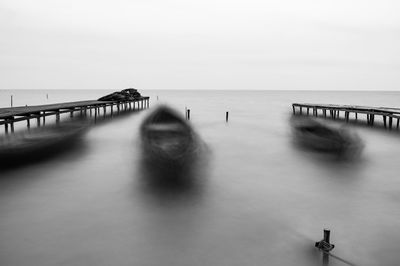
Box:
[0,97,150,133]
[292,103,400,129]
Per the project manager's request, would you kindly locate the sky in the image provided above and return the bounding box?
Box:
[1,0,399,90]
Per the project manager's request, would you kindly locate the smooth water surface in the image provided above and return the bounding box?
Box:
[1,90,400,266]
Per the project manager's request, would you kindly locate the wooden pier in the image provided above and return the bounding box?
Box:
[0,97,150,133]
[292,103,400,129]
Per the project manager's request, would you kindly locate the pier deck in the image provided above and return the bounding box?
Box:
[0,97,150,133]
[292,103,400,129]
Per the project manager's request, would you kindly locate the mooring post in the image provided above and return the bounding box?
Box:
[11,95,13,107]
[315,229,335,253]
[389,116,393,129]
[226,111,229,122]
[5,122,8,134]
[292,105,295,115]
[307,107,309,115]
[397,118,400,129]
[27,116,30,129]
[300,107,302,115]
[187,109,190,120]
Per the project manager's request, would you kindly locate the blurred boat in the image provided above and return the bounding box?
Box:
[0,120,89,163]
[291,116,363,156]
[140,105,197,165]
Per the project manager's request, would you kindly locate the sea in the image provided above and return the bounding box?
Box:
[1,89,400,266]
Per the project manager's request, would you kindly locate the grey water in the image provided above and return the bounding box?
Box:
[1,90,400,266]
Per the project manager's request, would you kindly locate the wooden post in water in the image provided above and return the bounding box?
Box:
[187,109,190,120]
[10,118,14,133]
[315,228,335,263]
[56,111,60,124]
[383,115,387,128]
[27,116,30,129]
[389,116,393,130]
[226,111,229,122]
[11,95,13,107]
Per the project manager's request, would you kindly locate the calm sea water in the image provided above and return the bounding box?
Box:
[1,90,400,266]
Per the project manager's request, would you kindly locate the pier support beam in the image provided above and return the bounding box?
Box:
[56,111,60,124]
[383,115,387,128]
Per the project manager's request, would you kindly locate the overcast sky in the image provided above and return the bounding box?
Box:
[1,0,399,90]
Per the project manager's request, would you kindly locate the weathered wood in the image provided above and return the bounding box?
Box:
[0,98,149,133]
[0,98,149,119]
[292,103,400,129]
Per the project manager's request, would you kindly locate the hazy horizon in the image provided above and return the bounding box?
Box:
[1,0,399,91]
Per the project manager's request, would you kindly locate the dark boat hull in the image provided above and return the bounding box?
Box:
[0,121,89,164]
[140,105,197,166]
[291,116,363,156]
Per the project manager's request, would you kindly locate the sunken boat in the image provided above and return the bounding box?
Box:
[140,105,198,167]
[291,116,363,157]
